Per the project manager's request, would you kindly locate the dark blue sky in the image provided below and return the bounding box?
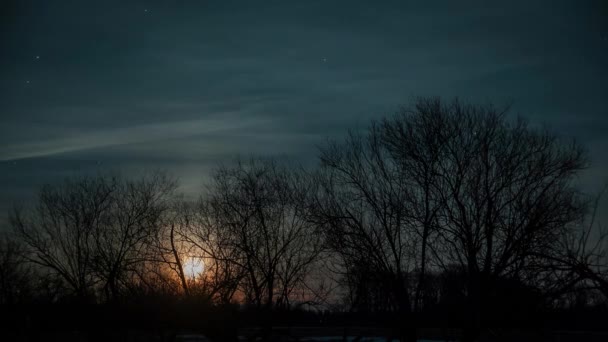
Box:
[1,0,607,225]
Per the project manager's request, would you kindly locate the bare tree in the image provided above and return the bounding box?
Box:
[551,185,608,300]
[11,175,115,300]
[381,106,445,311]
[312,126,415,313]
[150,200,193,296]
[188,158,323,309]
[90,172,176,300]
[180,197,247,303]
[314,97,588,340]
[0,233,33,304]
[11,172,176,302]
[383,98,587,339]
[147,199,224,299]
[424,100,582,297]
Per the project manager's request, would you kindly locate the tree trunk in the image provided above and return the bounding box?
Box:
[170,224,190,296]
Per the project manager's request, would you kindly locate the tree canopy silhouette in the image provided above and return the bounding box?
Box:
[2,97,606,342]
[313,97,588,338]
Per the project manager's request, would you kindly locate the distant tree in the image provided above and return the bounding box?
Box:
[381,106,445,311]
[185,198,247,303]
[11,172,176,301]
[148,199,239,300]
[0,234,33,304]
[315,97,588,339]
[384,98,587,339]
[90,172,176,300]
[147,200,193,297]
[11,175,114,300]
[573,227,608,299]
[552,186,608,300]
[189,158,323,309]
[312,126,415,313]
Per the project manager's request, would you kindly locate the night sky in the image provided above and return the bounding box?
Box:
[1,1,607,226]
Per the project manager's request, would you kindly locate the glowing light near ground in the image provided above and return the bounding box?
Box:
[183,257,204,279]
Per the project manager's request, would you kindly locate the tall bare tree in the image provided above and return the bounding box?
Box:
[90,172,176,300]
[11,175,115,300]
[147,200,193,297]
[312,126,415,313]
[381,106,445,311]
[383,98,587,339]
[188,158,323,309]
[314,97,587,339]
[11,172,176,301]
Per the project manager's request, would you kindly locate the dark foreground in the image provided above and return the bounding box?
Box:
[2,327,608,342]
[2,302,608,342]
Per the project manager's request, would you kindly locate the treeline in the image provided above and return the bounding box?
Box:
[1,98,607,338]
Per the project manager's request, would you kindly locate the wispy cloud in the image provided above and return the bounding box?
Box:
[0,114,268,161]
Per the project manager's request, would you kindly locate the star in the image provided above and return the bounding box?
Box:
[25,80,30,84]
[322,57,327,62]
[144,9,148,12]
[35,55,40,59]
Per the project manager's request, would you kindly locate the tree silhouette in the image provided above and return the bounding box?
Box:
[11,175,114,300]
[314,97,588,339]
[551,186,608,300]
[312,125,415,314]
[2,97,606,341]
[188,158,323,309]
[11,172,177,302]
[0,234,32,305]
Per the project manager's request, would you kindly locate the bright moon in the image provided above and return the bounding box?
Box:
[184,257,204,279]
